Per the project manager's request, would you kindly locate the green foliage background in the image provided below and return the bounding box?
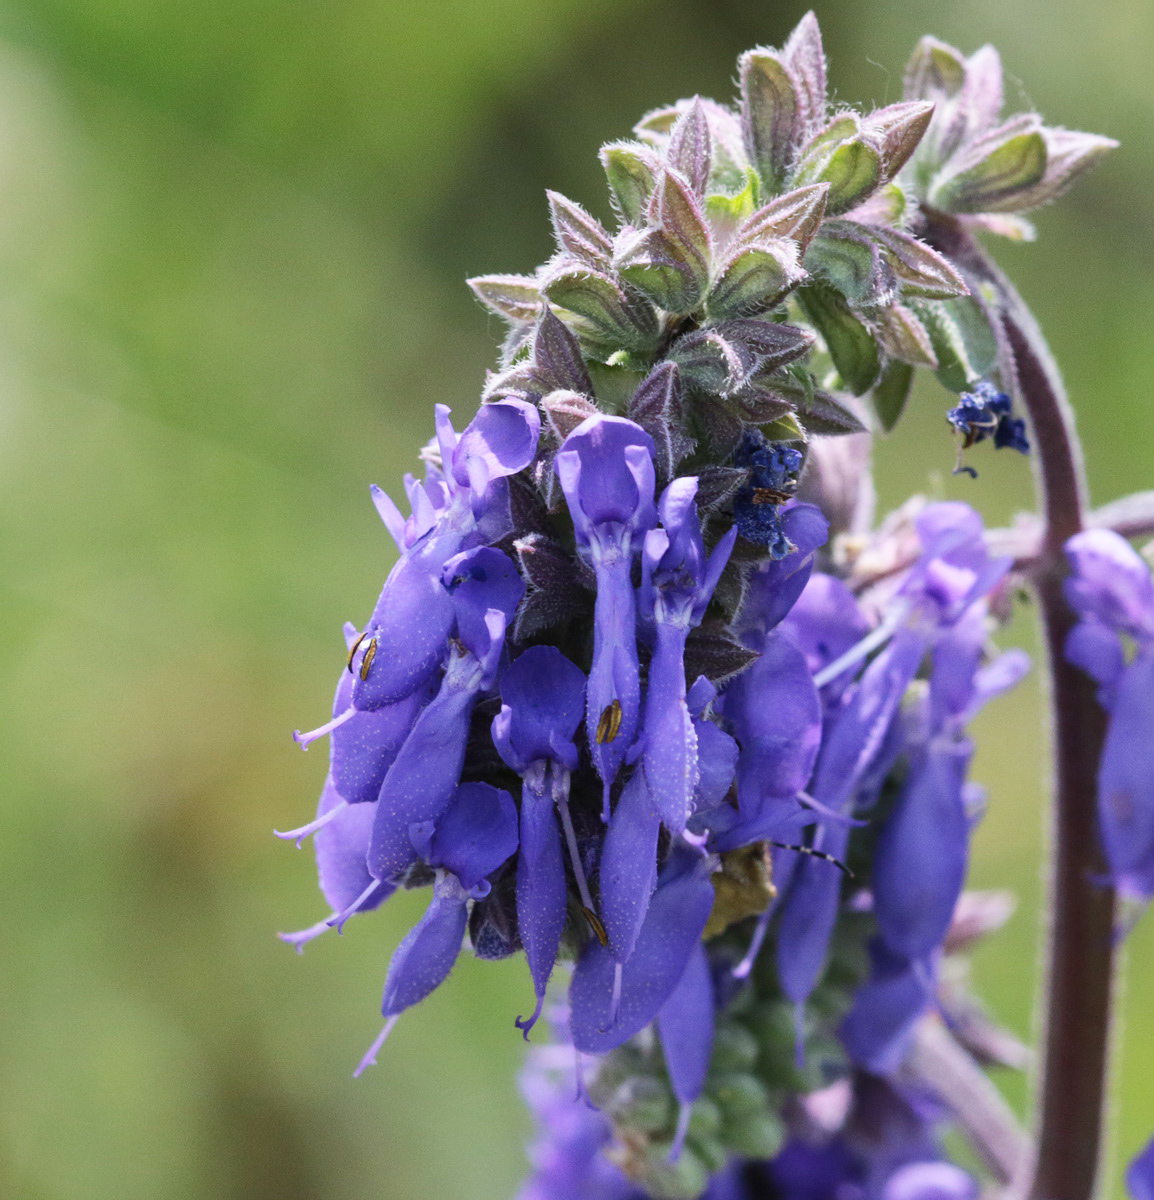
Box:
[0,1,1150,1196]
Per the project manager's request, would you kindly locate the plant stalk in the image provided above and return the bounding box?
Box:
[926,216,1116,1200]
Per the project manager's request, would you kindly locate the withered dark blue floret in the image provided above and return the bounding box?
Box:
[731,430,804,558]
[947,381,1030,474]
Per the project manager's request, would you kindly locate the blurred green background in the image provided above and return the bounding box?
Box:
[0,0,1151,1196]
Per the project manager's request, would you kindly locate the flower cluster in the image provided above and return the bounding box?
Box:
[276,12,1132,1200]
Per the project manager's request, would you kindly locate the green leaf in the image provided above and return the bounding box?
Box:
[546,191,613,266]
[655,169,713,277]
[804,228,896,312]
[732,385,794,424]
[616,171,712,315]
[874,303,937,367]
[871,359,915,432]
[616,231,704,316]
[773,380,866,436]
[667,98,712,197]
[903,36,967,102]
[760,411,807,442]
[1011,127,1119,212]
[781,12,827,134]
[600,140,660,224]
[667,328,752,395]
[540,266,659,352]
[798,285,880,395]
[704,169,760,243]
[817,138,882,215]
[866,227,967,299]
[737,182,829,249]
[706,240,804,320]
[633,104,681,143]
[867,100,934,182]
[930,129,1047,214]
[793,115,883,216]
[738,49,800,192]
[914,296,998,392]
[466,274,540,323]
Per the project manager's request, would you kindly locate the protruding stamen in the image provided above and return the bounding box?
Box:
[797,791,868,828]
[277,919,336,954]
[812,602,911,690]
[345,630,368,673]
[292,705,357,750]
[553,767,596,915]
[326,879,384,932]
[359,638,379,681]
[770,841,854,877]
[595,698,622,744]
[733,903,775,980]
[353,1015,399,1078]
[515,994,545,1041]
[669,1102,692,1162]
[274,799,351,847]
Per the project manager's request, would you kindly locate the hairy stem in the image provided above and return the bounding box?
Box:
[927,216,1116,1200]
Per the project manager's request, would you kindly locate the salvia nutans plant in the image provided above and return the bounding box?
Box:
[275,15,1154,1200]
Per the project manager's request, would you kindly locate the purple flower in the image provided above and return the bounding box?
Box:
[367,545,524,883]
[1128,1135,1154,1200]
[839,939,934,1075]
[873,740,971,963]
[656,942,715,1159]
[330,680,431,806]
[1065,529,1154,644]
[768,1074,974,1200]
[776,503,1015,1034]
[872,607,1026,969]
[556,415,657,814]
[780,571,871,706]
[492,644,589,1035]
[570,849,715,1054]
[598,766,661,967]
[356,781,518,1074]
[1064,529,1154,908]
[723,629,822,840]
[639,477,737,831]
[350,399,539,712]
[735,503,832,648]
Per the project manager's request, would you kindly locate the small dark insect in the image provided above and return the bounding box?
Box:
[359,637,379,681]
[581,905,609,947]
[595,699,623,744]
[345,629,368,673]
[751,486,795,505]
[769,840,854,877]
